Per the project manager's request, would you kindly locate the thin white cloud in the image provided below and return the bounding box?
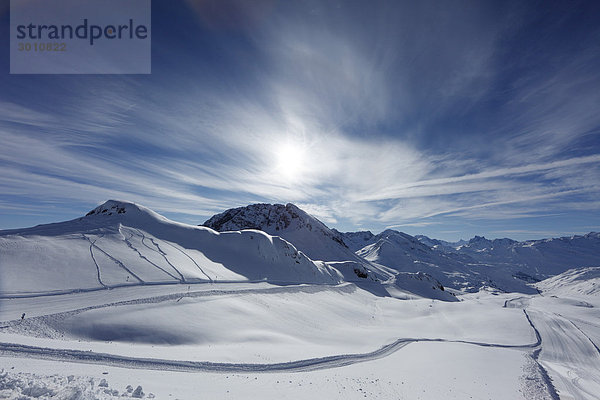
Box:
[1,1,599,236]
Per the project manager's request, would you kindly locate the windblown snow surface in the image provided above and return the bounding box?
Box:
[1,201,599,399]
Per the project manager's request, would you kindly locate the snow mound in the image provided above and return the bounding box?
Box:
[381,272,458,301]
[0,369,148,399]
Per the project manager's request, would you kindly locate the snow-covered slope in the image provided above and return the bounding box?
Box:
[334,230,375,252]
[203,204,457,300]
[0,200,342,296]
[386,272,457,302]
[535,267,600,296]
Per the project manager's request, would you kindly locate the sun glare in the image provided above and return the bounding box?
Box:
[275,142,307,180]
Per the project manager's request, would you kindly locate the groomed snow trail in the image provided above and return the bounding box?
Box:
[0,310,541,374]
[528,310,600,400]
[505,295,600,400]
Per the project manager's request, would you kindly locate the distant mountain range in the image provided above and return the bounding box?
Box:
[0,200,598,301]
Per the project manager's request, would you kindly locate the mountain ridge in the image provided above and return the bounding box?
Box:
[2,199,598,299]
[203,202,599,293]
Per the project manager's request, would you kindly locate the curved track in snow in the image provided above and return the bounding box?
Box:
[0,310,541,374]
[160,240,214,282]
[503,295,600,400]
[135,228,186,282]
[88,236,144,284]
[82,234,108,289]
[120,229,182,282]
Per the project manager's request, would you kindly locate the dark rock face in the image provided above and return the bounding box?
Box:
[204,203,298,232]
[203,203,349,248]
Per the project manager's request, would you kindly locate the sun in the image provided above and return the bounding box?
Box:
[275,142,307,180]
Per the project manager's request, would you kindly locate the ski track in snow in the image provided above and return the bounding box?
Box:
[533,311,598,400]
[135,228,186,282]
[3,283,358,322]
[0,286,570,399]
[503,296,531,308]
[560,315,600,356]
[0,300,543,374]
[160,240,214,282]
[505,296,600,400]
[0,334,539,374]
[120,228,182,282]
[505,297,560,399]
[87,237,144,284]
[81,234,108,289]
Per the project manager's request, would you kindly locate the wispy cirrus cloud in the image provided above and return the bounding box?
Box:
[1,0,599,240]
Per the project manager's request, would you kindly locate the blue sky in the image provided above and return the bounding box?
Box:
[1,0,599,241]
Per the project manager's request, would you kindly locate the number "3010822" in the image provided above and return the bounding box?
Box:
[18,42,66,51]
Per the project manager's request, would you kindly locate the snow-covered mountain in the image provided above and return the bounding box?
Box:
[3,200,597,300]
[202,204,456,299]
[355,229,537,294]
[0,200,343,296]
[201,203,402,284]
[415,232,600,285]
[0,200,454,302]
[3,201,600,399]
[203,203,600,294]
[203,205,516,295]
[203,203,358,263]
[414,235,467,252]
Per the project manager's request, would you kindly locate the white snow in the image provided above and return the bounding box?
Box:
[0,201,342,297]
[0,200,599,399]
[1,282,554,399]
[535,266,600,296]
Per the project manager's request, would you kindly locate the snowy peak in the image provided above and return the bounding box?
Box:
[203,203,354,262]
[81,200,145,223]
[461,236,517,250]
[414,235,441,248]
[85,200,136,217]
[415,235,467,251]
[82,200,173,224]
[453,233,600,278]
[203,203,334,237]
[462,235,492,250]
[0,200,167,238]
[335,230,375,251]
[203,203,460,299]
[370,229,432,255]
[357,230,431,266]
